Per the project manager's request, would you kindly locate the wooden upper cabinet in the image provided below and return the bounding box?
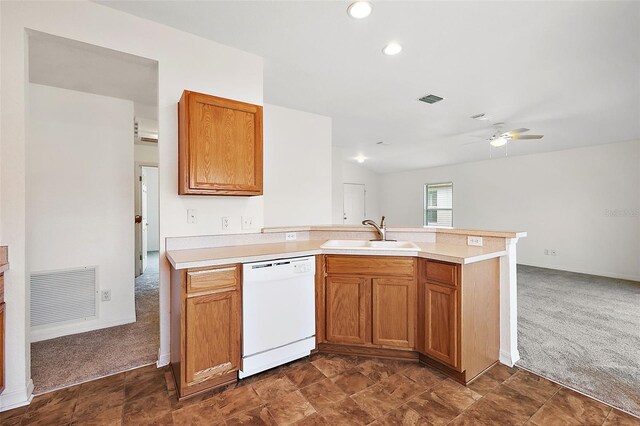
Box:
[178,91,263,196]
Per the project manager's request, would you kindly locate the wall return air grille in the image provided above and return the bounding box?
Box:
[31,266,97,327]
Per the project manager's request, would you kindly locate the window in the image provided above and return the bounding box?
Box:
[424,182,453,227]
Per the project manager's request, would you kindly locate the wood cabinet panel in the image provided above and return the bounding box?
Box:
[187,265,239,294]
[424,261,458,287]
[326,256,415,277]
[0,302,4,394]
[420,282,459,369]
[178,91,263,196]
[325,276,368,345]
[372,278,415,348]
[185,291,240,385]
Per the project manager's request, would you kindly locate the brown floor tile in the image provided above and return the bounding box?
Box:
[464,394,539,426]
[24,386,81,426]
[428,379,482,413]
[603,409,640,425]
[370,405,432,426]
[79,373,125,398]
[225,405,277,425]
[377,373,426,402]
[331,370,375,395]
[467,374,502,396]
[124,363,159,381]
[318,396,374,426]
[528,401,584,425]
[0,405,28,426]
[401,363,446,390]
[448,412,490,426]
[355,359,402,382]
[252,373,298,402]
[311,354,360,378]
[293,412,330,425]
[351,383,401,418]
[266,390,316,425]
[164,370,176,392]
[73,404,122,425]
[171,400,224,425]
[216,385,264,418]
[124,371,166,402]
[300,378,348,411]
[482,384,545,422]
[72,418,123,426]
[483,363,518,383]
[406,391,460,426]
[122,390,171,424]
[539,387,612,425]
[285,363,327,389]
[74,387,124,420]
[502,369,561,404]
[168,386,222,411]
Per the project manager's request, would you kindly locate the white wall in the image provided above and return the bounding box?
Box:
[134,144,159,165]
[1,0,263,409]
[381,140,640,280]
[263,104,332,227]
[332,147,381,224]
[143,166,160,252]
[27,84,136,341]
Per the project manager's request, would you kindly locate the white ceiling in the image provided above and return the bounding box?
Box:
[28,30,159,120]
[98,1,640,173]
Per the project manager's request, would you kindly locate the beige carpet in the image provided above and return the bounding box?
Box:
[517,265,640,417]
[31,252,160,395]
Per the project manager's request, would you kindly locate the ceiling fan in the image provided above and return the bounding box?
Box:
[486,123,544,147]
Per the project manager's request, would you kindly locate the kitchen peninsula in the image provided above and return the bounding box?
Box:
[166,226,525,400]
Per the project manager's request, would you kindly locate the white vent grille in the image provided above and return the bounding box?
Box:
[31,267,97,327]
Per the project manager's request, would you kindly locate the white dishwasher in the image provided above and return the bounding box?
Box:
[239,256,316,378]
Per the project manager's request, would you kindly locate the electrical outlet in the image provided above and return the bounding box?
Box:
[101,290,111,302]
[550,249,558,256]
[221,216,230,231]
[467,236,483,246]
[544,249,549,255]
[187,209,197,224]
[242,216,254,230]
[285,232,297,241]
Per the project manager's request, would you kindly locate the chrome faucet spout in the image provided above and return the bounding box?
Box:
[362,216,387,241]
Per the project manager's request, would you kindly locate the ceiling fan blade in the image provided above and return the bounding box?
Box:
[511,134,543,140]
[503,128,530,136]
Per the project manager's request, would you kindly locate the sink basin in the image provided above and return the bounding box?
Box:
[321,240,420,251]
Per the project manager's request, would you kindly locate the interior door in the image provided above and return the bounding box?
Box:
[141,175,148,274]
[343,183,365,224]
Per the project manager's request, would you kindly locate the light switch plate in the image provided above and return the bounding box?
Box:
[242,216,254,230]
[467,236,483,246]
[187,209,197,224]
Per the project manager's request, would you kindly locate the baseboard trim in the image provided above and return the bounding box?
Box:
[0,379,34,412]
[500,349,520,367]
[518,263,640,282]
[157,351,170,367]
[30,316,136,342]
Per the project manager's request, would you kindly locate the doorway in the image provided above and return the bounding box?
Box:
[343,183,366,224]
[136,165,159,277]
[26,31,160,394]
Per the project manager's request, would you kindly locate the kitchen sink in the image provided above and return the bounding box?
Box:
[320,240,420,251]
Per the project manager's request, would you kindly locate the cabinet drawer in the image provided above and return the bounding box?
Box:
[187,265,239,294]
[326,256,415,277]
[424,261,458,287]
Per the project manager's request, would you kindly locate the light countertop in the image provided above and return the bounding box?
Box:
[166,240,506,270]
[261,225,526,239]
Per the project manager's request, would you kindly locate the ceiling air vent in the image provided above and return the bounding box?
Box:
[418,94,444,104]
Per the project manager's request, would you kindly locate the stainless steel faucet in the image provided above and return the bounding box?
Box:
[362,215,387,241]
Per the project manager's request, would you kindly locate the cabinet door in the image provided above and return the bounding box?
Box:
[179,91,263,195]
[325,276,368,345]
[372,278,415,348]
[420,283,459,368]
[185,291,240,385]
[0,303,4,393]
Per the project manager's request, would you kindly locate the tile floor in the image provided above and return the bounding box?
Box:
[2,353,638,425]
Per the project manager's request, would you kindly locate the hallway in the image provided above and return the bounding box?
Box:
[30,252,160,394]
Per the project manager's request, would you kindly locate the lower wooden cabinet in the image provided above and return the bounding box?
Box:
[325,276,368,345]
[322,256,416,350]
[372,278,415,348]
[170,264,241,399]
[419,282,459,369]
[185,291,240,384]
[0,302,5,394]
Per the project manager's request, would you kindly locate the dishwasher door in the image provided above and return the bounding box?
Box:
[242,256,316,359]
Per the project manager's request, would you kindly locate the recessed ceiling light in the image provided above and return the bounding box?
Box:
[382,42,402,56]
[347,1,372,19]
[490,137,507,147]
[355,155,368,163]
